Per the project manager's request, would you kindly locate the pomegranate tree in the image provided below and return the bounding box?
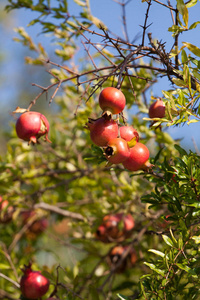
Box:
[15,111,51,144]
[86,116,118,147]
[99,87,126,115]
[104,137,130,164]
[20,263,50,299]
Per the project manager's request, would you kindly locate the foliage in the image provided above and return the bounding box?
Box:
[1,0,200,299]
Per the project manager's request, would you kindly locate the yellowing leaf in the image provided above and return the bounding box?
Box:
[182,42,200,57]
[177,0,188,27]
[12,107,28,114]
[127,137,137,148]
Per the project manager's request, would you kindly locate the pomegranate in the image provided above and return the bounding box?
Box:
[0,196,14,223]
[20,263,50,299]
[99,87,126,115]
[16,111,51,144]
[108,245,137,272]
[122,142,150,171]
[96,213,135,242]
[86,116,118,147]
[104,138,130,164]
[120,125,139,142]
[149,99,165,118]
[21,210,48,235]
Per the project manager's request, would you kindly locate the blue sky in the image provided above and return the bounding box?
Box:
[1,0,200,152]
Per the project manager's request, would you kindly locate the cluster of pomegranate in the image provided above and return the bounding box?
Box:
[86,87,151,171]
[96,213,137,271]
[96,213,135,243]
[15,111,51,144]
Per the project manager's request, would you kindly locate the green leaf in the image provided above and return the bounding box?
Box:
[172,78,186,87]
[148,249,166,258]
[162,235,174,247]
[144,262,165,276]
[192,236,200,244]
[174,144,188,156]
[181,49,188,64]
[177,0,188,27]
[176,263,197,277]
[153,147,164,164]
[117,294,130,300]
[0,263,11,270]
[170,228,177,244]
[182,42,200,57]
[192,69,200,81]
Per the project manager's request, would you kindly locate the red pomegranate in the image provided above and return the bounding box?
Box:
[104,138,130,164]
[122,142,150,171]
[99,87,126,115]
[0,196,14,223]
[86,117,118,147]
[21,210,48,235]
[20,263,50,299]
[149,99,165,118]
[120,125,139,142]
[16,111,51,144]
[108,245,137,272]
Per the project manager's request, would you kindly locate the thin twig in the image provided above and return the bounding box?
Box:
[0,273,20,288]
[141,0,152,46]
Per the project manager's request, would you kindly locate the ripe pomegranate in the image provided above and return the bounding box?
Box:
[16,111,51,144]
[21,210,48,236]
[96,213,135,242]
[86,116,118,147]
[20,263,49,299]
[99,87,126,115]
[104,138,130,164]
[149,99,165,118]
[108,245,137,272]
[120,125,139,142]
[0,196,14,223]
[122,142,150,171]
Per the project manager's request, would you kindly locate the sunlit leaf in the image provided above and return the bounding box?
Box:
[162,235,174,247]
[182,42,200,57]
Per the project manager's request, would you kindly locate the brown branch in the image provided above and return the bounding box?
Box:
[79,30,117,66]
[80,25,138,48]
[141,0,152,46]
[152,0,176,11]
[175,8,179,69]
[121,0,130,42]
[33,202,86,222]
[0,273,20,288]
